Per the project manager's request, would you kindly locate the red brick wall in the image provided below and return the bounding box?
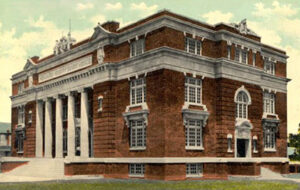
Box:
[11,107,18,156]
[228,163,260,176]
[0,162,28,173]
[262,163,289,174]
[93,81,117,157]
[65,163,105,176]
[11,101,36,157]
[276,61,286,78]
[104,42,130,63]
[256,52,264,69]
[23,101,36,157]
[203,163,228,179]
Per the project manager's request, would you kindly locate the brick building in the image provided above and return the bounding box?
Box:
[3,10,290,180]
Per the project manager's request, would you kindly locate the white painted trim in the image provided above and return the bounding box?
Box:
[63,157,289,164]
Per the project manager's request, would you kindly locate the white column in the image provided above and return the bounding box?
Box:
[35,100,43,158]
[67,92,75,158]
[80,89,89,158]
[44,98,53,158]
[55,95,63,158]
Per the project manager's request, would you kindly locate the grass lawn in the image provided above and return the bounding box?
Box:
[0,180,299,190]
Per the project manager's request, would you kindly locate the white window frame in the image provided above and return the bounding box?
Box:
[263,126,276,152]
[227,134,233,153]
[264,60,275,75]
[16,131,24,153]
[130,120,146,150]
[252,52,256,66]
[241,49,248,64]
[75,126,81,154]
[186,163,203,177]
[253,136,258,153]
[130,78,146,106]
[185,120,203,150]
[18,106,25,126]
[263,92,275,114]
[130,39,145,57]
[227,46,231,59]
[185,37,202,55]
[18,83,24,94]
[235,91,250,119]
[28,110,32,124]
[234,47,241,62]
[185,77,202,105]
[129,163,145,177]
[97,95,103,112]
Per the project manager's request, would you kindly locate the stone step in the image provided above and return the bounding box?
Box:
[7,158,64,178]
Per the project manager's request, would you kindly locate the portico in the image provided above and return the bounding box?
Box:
[35,88,93,159]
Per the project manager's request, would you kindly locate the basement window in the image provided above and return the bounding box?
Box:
[129,163,145,177]
[186,163,203,177]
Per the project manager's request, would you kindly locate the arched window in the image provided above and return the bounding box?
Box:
[235,87,251,119]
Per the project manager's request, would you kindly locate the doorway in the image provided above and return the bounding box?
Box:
[237,139,249,157]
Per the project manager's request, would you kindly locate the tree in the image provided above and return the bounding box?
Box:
[289,133,300,161]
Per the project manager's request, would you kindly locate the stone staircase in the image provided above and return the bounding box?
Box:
[6,158,64,179]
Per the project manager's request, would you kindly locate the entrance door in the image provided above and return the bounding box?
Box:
[237,139,249,157]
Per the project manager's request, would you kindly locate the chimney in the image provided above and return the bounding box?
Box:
[101,21,120,33]
[31,56,40,63]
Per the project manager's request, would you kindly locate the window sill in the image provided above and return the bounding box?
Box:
[253,150,258,153]
[186,174,203,178]
[186,146,204,151]
[129,174,144,178]
[130,147,146,151]
[17,151,24,154]
[264,149,276,152]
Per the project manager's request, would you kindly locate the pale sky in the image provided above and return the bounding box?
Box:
[0,0,299,134]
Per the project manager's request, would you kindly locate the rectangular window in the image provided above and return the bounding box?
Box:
[75,126,80,156]
[28,110,32,124]
[263,92,275,114]
[185,77,202,105]
[129,164,145,177]
[16,132,24,153]
[186,163,203,177]
[18,106,25,125]
[241,50,248,64]
[130,120,146,149]
[63,104,68,121]
[264,126,276,151]
[130,78,146,105]
[185,37,202,55]
[18,83,24,94]
[264,60,275,75]
[227,136,232,152]
[253,138,258,153]
[227,46,231,59]
[63,128,68,155]
[185,120,203,149]
[130,39,145,57]
[97,96,103,112]
[234,47,241,62]
[252,53,256,66]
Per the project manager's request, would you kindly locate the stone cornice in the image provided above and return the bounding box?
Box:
[11,47,289,107]
[11,13,287,82]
